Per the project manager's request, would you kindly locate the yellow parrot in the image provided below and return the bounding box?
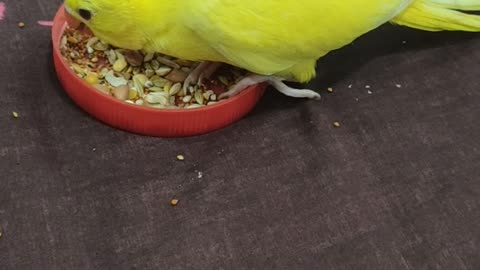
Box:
[64,0,480,100]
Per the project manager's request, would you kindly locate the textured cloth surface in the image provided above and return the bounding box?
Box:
[0,1,479,269]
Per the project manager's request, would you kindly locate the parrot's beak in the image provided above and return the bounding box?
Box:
[64,5,81,29]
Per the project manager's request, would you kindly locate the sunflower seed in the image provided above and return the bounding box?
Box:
[169,83,182,96]
[155,66,172,76]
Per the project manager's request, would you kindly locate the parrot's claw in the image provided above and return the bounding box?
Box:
[219,75,321,100]
[183,61,221,93]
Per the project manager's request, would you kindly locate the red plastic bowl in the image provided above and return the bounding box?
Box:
[51,5,266,137]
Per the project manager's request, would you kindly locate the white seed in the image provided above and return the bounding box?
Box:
[147,103,166,109]
[210,94,217,101]
[105,71,128,87]
[169,83,182,96]
[182,95,192,103]
[146,93,169,105]
[155,66,172,76]
[186,104,205,109]
[207,101,218,106]
[135,99,144,105]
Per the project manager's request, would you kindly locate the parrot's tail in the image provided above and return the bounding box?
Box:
[390,0,480,31]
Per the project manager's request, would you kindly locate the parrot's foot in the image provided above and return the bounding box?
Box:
[183,61,221,93]
[219,75,321,100]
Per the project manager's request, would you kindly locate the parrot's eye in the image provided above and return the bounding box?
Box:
[78,9,92,21]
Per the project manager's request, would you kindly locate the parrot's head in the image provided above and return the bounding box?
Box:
[63,0,142,49]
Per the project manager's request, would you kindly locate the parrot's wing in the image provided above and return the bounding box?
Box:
[186,0,410,76]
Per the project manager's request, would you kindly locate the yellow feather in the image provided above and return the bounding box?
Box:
[64,0,480,83]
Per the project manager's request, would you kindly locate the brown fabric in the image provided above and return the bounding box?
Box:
[0,1,479,269]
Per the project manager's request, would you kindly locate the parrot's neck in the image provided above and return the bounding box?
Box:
[137,0,184,31]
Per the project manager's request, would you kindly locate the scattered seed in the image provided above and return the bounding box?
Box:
[197,172,203,179]
[176,155,185,161]
[395,84,402,88]
[365,85,371,89]
[367,90,373,95]
[170,199,179,206]
[327,87,333,93]
[348,84,352,89]
[18,22,25,28]
[12,112,19,118]
[333,121,340,128]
